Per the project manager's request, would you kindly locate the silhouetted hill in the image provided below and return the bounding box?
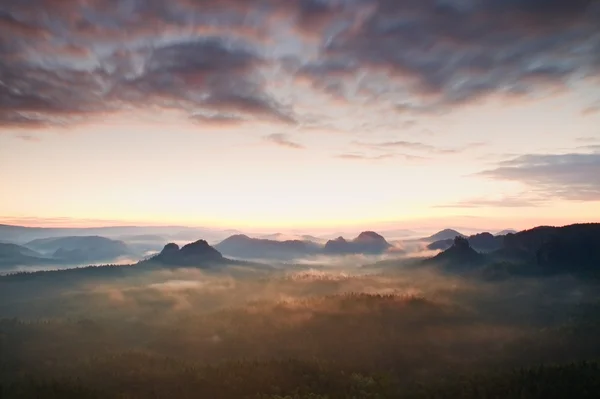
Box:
[427,239,454,251]
[423,229,465,242]
[25,236,131,263]
[428,232,503,253]
[323,236,348,253]
[215,235,320,260]
[324,231,391,255]
[145,240,225,267]
[496,223,600,274]
[0,243,58,268]
[422,223,600,278]
[424,236,486,271]
[496,229,517,236]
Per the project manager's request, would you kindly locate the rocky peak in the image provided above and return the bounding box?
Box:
[354,231,385,242]
[453,236,471,250]
[160,243,180,255]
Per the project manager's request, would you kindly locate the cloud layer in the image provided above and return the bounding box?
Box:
[1,0,599,128]
[479,150,600,201]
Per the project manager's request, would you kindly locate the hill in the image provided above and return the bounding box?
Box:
[499,223,600,273]
[496,229,517,236]
[25,236,131,263]
[424,236,486,272]
[324,231,392,255]
[0,224,232,245]
[0,243,58,269]
[423,229,466,242]
[215,234,321,260]
[428,232,503,252]
[143,240,225,268]
[423,223,600,278]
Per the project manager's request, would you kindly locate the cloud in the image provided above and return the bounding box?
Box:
[335,152,426,161]
[582,104,600,116]
[300,0,600,112]
[478,151,600,201]
[353,140,485,154]
[336,153,395,161]
[0,0,598,129]
[435,196,544,209]
[575,137,600,143]
[16,134,41,142]
[264,133,305,149]
[0,4,296,128]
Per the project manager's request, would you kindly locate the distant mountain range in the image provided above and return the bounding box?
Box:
[3,223,600,282]
[0,224,232,245]
[0,236,133,270]
[214,231,394,260]
[5,221,582,272]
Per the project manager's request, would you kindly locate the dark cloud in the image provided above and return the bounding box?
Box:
[264,133,305,149]
[0,0,305,128]
[305,0,600,112]
[0,31,294,127]
[0,0,598,128]
[478,151,600,201]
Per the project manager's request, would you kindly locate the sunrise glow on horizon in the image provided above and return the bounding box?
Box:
[1,0,599,233]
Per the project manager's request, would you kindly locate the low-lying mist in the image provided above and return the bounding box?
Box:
[2,259,600,398]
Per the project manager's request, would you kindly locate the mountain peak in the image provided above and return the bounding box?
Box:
[426,235,484,270]
[151,239,223,267]
[160,243,180,255]
[181,239,211,250]
[426,229,465,242]
[355,231,385,241]
[453,236,471,250]
[324,231,390,254]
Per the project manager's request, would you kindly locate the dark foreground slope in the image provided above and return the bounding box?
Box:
[425,223,600,278]
[2,360,600,399]
[2,286,600,399]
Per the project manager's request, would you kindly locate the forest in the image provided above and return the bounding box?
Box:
[2,262,600,398]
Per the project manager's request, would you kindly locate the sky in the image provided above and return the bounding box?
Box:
[1,0,600,232]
